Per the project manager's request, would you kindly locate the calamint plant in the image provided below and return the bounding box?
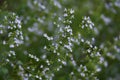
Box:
[43,8,103,80]
[1,0,120,80]
[0,8,103,80]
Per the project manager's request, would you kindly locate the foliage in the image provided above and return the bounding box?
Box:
[0,0,120,80]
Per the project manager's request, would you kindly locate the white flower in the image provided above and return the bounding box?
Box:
[64,13,68,17]
[10,44,14,48]
[70,9,74,14]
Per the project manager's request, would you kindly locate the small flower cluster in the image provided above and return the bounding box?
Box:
[43,33,53,41]
[8,50,16,57]
[28,53,39,62]
[80,16,98,39]
[1,13,24,48]
[104,35,120,60]
[63,8,74,24]
[5,50,17,67]
[82,16,94,29]
[0,12,24,71]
